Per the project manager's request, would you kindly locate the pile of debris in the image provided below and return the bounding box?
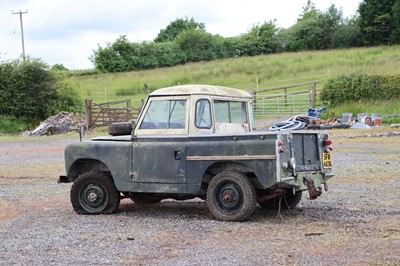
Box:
[269,108,384,131]
[25,112,84,136]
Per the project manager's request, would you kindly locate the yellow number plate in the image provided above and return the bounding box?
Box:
[323,153,332,168]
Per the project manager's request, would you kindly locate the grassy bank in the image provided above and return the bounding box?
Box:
[69,45,400,105]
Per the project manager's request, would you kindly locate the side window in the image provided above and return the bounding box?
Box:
[195,99,212,129]
[215,100,247,124]
[140,99,186,129]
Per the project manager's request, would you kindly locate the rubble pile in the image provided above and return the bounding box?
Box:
[25,112,84,136]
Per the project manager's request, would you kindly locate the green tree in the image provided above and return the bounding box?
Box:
[51,64,69,71]
[91,35,187,72]
[154,17,205,43]
[279,3,344,51]
[332,17,363,48]
[358,0,396,45]
[319,5,344,49]
[237,21,279,56]
[391,0,400,42]
[298,0,319,22]
[176,29,218,62]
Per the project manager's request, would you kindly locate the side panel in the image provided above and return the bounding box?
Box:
[131,138,187,184]
[65,141,132,191]
[186,134,278,190]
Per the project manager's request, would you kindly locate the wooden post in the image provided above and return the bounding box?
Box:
[85,99,92,128]
[254,77,259,112]
[311,82,317,108]
[251,90,257,112]
[284,88,288,107]
[256,76,259,90]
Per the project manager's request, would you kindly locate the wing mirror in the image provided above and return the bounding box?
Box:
[79,124,86,142]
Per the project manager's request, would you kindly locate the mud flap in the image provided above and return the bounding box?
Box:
[304,177,322,200]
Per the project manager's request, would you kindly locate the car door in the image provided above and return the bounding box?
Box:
[131,97,188,184]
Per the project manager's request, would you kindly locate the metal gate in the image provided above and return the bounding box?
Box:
[251,82,318,117]
[84,99,141,128]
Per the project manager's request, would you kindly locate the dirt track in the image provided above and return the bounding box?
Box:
[0,130,399,265]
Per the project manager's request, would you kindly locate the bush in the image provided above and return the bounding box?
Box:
[0,58,82,122]
[320,74,400,106]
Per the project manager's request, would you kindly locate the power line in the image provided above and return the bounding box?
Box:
[12,9,28,61]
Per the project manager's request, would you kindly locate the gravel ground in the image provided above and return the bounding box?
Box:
[0,129,399,265]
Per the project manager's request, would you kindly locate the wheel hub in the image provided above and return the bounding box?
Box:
[79,184,108,212]
[87,191,98,202]
[218,185,241,209]
[223,190,236,203]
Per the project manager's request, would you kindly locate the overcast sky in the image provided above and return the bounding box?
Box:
[0,0,362,69]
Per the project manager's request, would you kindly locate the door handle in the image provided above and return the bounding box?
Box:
[174,151,181,160]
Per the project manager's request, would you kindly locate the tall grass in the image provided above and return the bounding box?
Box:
[0,117,33,134]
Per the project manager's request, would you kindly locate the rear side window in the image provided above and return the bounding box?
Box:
[215,100,247,123]
[195,99,212,129]
[140,99,186,129]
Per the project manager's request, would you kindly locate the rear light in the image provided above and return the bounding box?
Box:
[278,139,285,153]
[323,138,333,153]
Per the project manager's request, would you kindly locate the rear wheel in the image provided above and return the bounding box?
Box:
[259,191,302,210]
[207,171,257,222]
[71,172,120,214]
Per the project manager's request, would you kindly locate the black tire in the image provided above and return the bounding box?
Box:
[129,193,162,204]
[71,171,120,214]
[259,191,302,210]
[108,122,132,136]
[334,123,351,129]
[207,171,257,222]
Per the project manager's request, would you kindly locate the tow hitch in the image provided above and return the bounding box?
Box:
[304,177,322,200]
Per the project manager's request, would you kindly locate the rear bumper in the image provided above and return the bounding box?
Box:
[281,171,333,191]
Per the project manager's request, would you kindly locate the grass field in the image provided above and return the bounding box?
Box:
[66,45,400,124]
[68,45,400,105]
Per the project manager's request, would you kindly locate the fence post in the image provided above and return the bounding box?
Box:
[310,82,317,108]
[85,99,92,129]
[250,90,257,112]
[284,88,288,107]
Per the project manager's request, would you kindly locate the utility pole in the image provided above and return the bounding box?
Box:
[12,10,28,62]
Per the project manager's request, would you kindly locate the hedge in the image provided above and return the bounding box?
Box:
[320,74,400,106]
[0,58,82,122]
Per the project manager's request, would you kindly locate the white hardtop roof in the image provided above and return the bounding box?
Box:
[150,84,252,99]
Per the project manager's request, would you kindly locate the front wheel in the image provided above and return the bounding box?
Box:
[207,171,257,222]
[71,171,120,214]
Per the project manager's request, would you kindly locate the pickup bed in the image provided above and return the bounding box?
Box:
[59,85,334,221]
